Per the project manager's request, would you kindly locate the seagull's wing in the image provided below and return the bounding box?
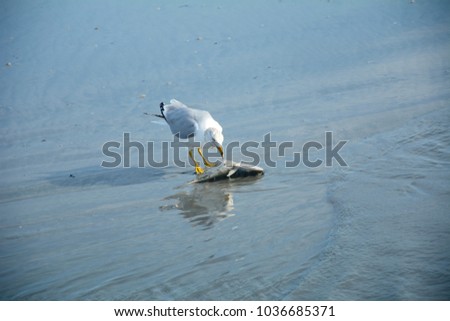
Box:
[169,99,188,108]
[164,106,198,139]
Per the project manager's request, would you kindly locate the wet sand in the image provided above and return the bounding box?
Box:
[1,0,449,299]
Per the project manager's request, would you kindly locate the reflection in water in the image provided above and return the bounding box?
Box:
[160,182,235,228]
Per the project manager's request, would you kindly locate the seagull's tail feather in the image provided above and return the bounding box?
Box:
[153,102,167,120]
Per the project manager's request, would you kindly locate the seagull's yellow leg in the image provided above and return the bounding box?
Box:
[189,149,204,174]
[197,148,216,167]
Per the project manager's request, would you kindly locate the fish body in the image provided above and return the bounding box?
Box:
[193,161,264,183]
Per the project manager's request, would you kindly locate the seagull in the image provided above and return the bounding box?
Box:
[155,99,224,174]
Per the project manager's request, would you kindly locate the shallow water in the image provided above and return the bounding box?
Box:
[1,1,449,300]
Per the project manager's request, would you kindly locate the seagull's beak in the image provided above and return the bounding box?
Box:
[217,145,224,158]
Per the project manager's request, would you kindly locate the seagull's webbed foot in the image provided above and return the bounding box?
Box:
[195,166,205,175]
[189,149,205,175]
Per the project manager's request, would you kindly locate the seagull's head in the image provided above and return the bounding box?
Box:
[205,127,224,158]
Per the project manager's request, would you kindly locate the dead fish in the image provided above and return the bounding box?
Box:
[193,161,264,183]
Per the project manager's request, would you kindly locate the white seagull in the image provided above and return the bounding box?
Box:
[155,99,224,174]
